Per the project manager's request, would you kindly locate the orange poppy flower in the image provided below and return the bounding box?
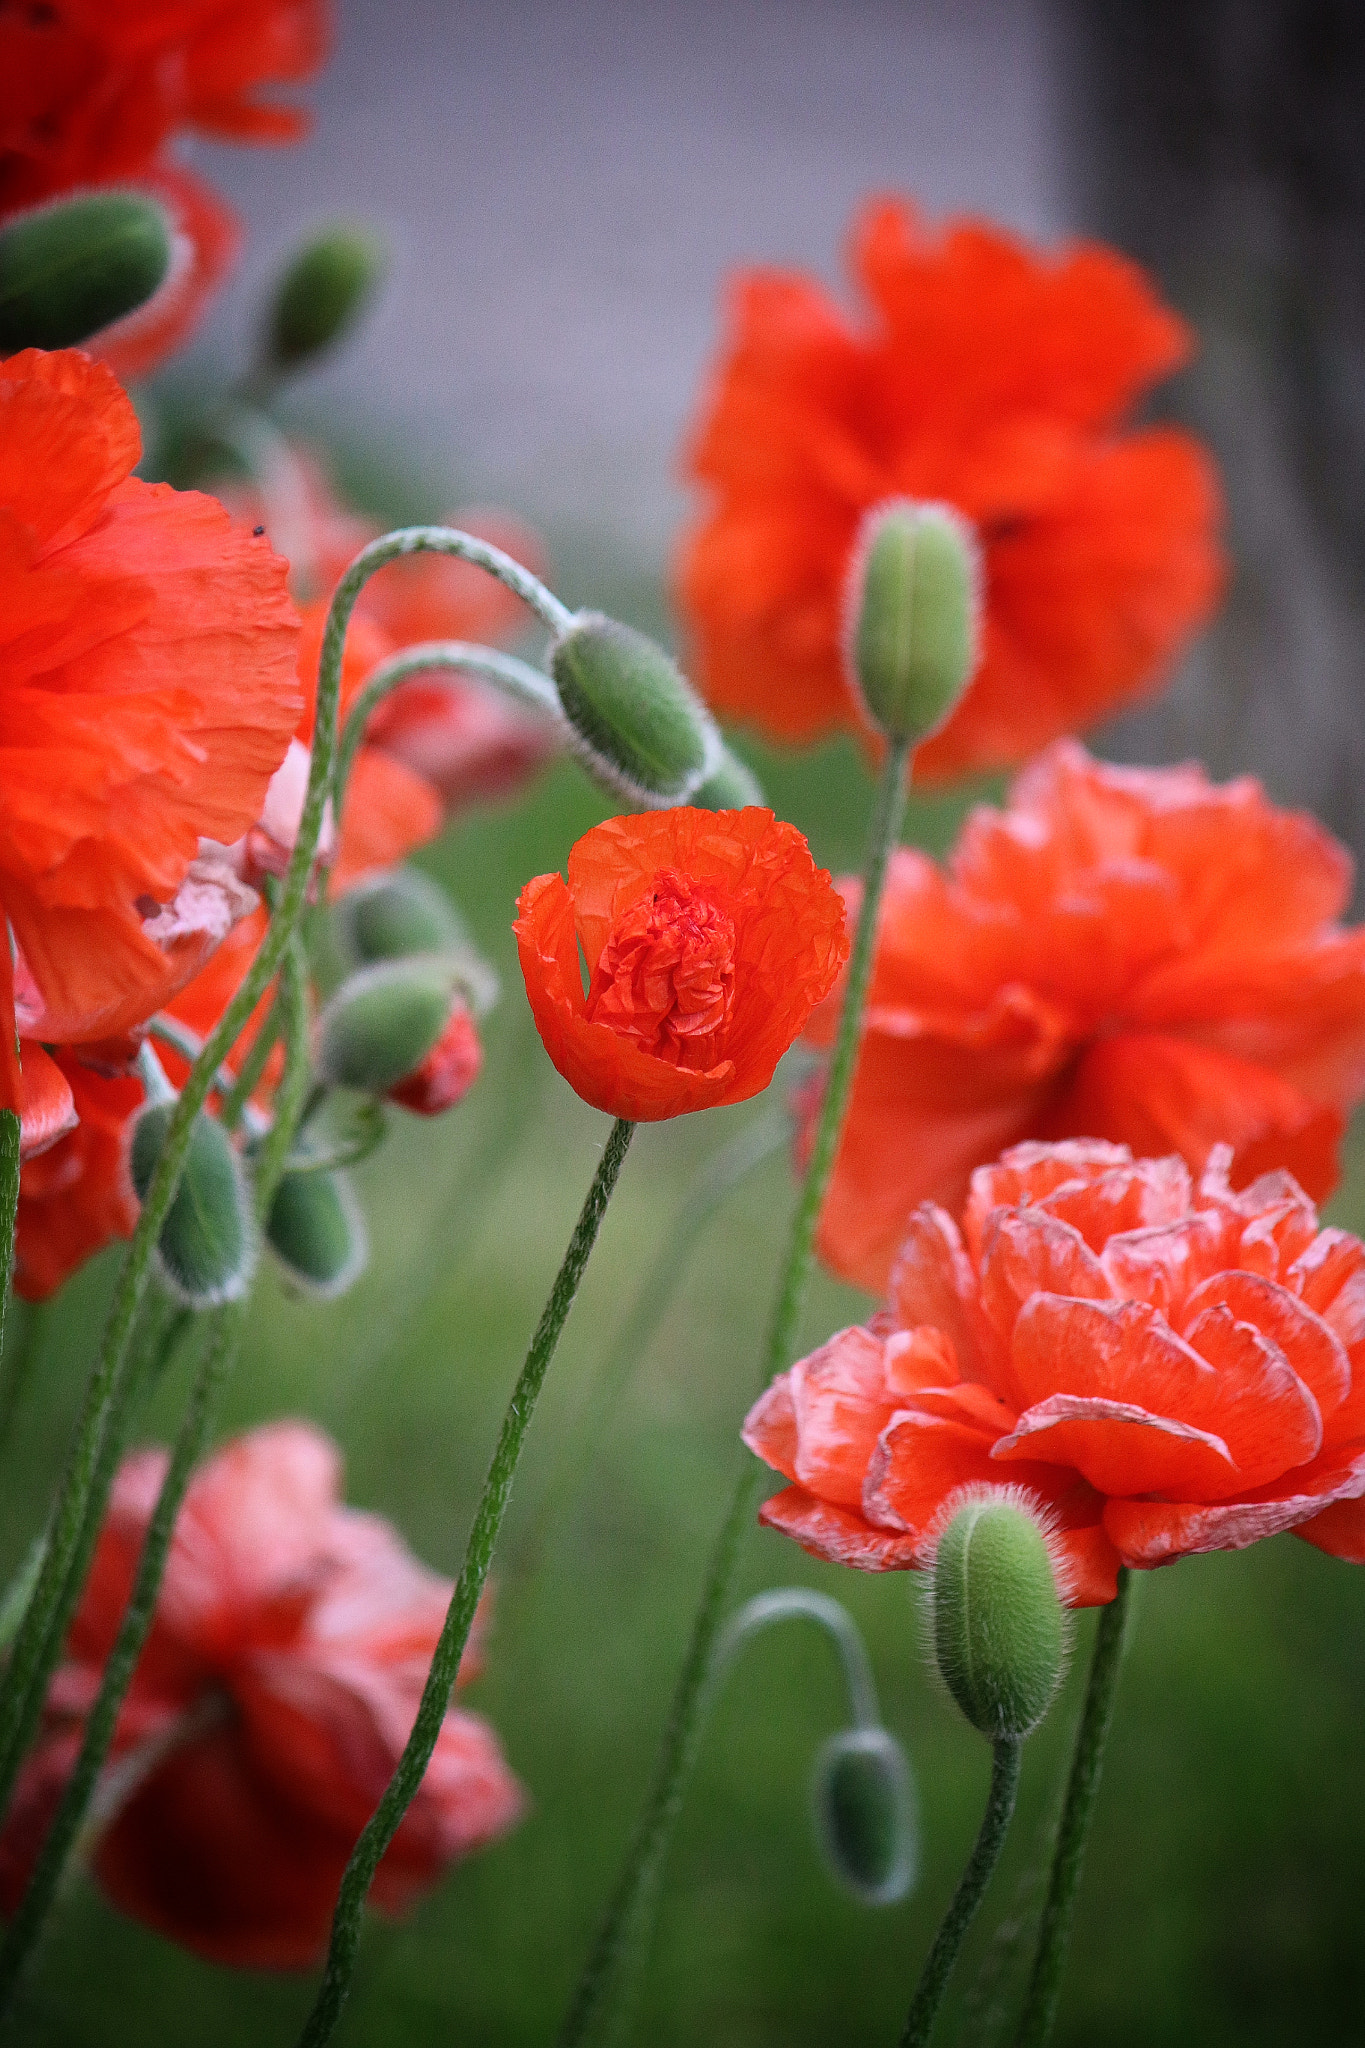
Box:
[678,196,1225,780]
[745,1140,1365,1605]
[515,808,849,1121]
[0,1422,522,1968]
[13,1053,141,1302]
[0,347,300,1108]
[806,742,1365,1294]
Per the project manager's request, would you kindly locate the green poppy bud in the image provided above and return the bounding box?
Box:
[316,956,467,1094]
[690,744,765,810]
[846,500,980,745]
[812,1726,918,1907]
[931,1490,1068,1741]
[129,1101,255,1307]
[550,612,717,805]
[266,1168,367,1299]
[265,223,385,372]
[0,193,171,352]
[334,868,470,968]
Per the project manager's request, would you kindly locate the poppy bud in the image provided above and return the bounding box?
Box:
[386,1001,482,1116]
[128,1101,255,1307]
[317,957,468,1095]
[334,868,469,968]
[265,1168,367,1299]
[691,744,765,810]
[845,500,980,745]
[812,1726,917,1907]
[550,612,716,804]
[265,223,385,372]
[930,1489,1068,1741]
[0,192,171,352]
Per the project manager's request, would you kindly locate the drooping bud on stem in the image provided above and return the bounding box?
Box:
[0,193,171,351]
[128,1101,255,1307]
[334,868,470,968]
[550,612,717,805]
[264,224,386,374]
[845,499,980,745]
[317,957,472,1096]
[266,1168,368,1299]
[812,1726,917,1906]
[930,1488,1068,1741]
[690,743,765,810]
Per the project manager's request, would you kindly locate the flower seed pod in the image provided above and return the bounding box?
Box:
[690,744,765,810]
[334,867,470,968]
[316,956,467,1095]
[930,1489,1068,1741]
[550,612,717,804]
[0,192,171,352]
[265,223,385,372]
[128,1101,255,1307]
[845,499,980,745]
[266,1168,368,1299]
[812,1726,918,1907]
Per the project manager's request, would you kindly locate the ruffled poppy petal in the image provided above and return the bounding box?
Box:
[757,1485,922,1569]
[14,1054,140,1299]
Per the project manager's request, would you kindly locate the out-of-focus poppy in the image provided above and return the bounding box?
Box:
[0,1422,522,1968]
[679,196,1224,781]
[745,1140,1365,1604]
[515,807,848,1121]
[805,742,1365,1293]
[13,1053,140,1301]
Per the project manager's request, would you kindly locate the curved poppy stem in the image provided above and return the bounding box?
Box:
[0,938,315,2011]
[297,1114,636,2048]
[902,1739,1022,2048]
[557,736,911,2048]
[1012,1567,1132,2048]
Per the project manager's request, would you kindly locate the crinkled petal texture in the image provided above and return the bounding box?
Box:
[0,349,300,1101]
[0,1421,522,1969]
[14,1052,140,1300]
[678,196,1224,779]
[515,807,849,1121]
[806,742,1365,1292]
[744,1139,1365,1604]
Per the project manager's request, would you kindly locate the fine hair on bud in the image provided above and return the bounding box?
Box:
[266,1168,368,1300]
[333,867,472,969]
[926,1484,1071,1742]
[316,955,469,1094]
[550,611,722,807]
[266,222,386,371]
[127,1101,257,1308]
[811,1725,918,1907]
[843,498,982,745]
[0,191,172,351]
[690,744,765,810]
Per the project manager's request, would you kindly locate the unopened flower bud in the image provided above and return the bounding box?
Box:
[930,1489,1068,1741]
[129,1101,255,1307]
[335,868,469,968]
[550,612,716,804]
[317,957,466,1095]
[812,1726,917,1907]
[266,1168,367,1299]
[386,1002,482,1116]
[690,744,765,810]
[845,500,980,745]
[265,224,385,372]
[0,192,171,352]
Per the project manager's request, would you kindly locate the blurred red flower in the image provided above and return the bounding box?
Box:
[0,1422,522,1968]
[516,808,848,1121]
[746,1140,1365,1604]
[806,742,1365,1294]
[13,1052,140,1303]
[678,196,1224,781]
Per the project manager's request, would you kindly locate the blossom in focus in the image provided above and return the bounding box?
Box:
[0,348,300,1127]
[745,1140,1365,1605]
[805,743,1365,1294]
[678,196,1224,781]
[0,1422,522,1968]
[515,807,848,1121]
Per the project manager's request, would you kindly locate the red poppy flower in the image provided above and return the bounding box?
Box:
[13,1052,141,1302]
[0,1422,522,1968]
[745,1140,1365,1605]
[678,196,1224,780]
[806,742,1365,1293]
[0,347,300,1109]
[515,808,849,1121]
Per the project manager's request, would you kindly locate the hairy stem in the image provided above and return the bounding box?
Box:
[902,1739,1022,2048]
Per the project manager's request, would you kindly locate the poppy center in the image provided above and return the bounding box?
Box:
[586,867,737,1069]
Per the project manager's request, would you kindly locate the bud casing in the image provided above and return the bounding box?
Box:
[812,1725,918,1907]
[266,224,385,371]
[128,1100,255,1307]
[550,612,718,805]
[690,744,765,810]
[386,1002,481,1116]
[0,192,171,352]
[930,1488,1068,1741]
[334,867,470,968]
[845,500,980,745]
[317,956,468,1095]
[266,1168,367,1299]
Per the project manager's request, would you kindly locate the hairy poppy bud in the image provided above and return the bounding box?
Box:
[930,1489,1068,1741]
[129,1101,255,1307]
[334,867,469,968]
[317,957,470,1095]
[266,1168,367,1299]
[550,612,717,804]
[845,500,980,745]
[812,1726,917,1907]
[0,192,171,352]
[386,1002,482,1116]
[265,223,385,371]
[691,744,765,810]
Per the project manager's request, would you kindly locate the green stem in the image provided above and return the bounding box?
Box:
[902,1739,1022,2048]
[297,1115,636,2048]
[0,1300,44,1461]
[1013,1568,1132,2048]
[218,998,283,1133]
[557,737,911,2048]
